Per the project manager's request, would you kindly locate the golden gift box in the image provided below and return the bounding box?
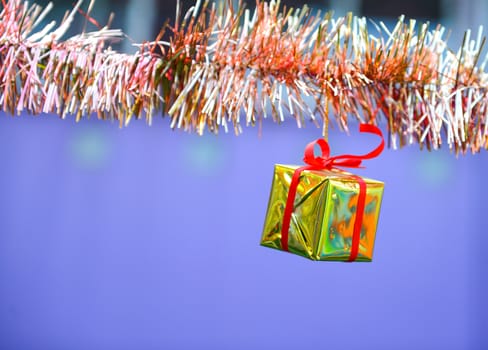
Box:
[260,124,385,262]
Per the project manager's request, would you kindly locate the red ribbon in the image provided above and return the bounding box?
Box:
[280,124,384,261]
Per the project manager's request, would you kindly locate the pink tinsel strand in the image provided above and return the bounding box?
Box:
[0,0,487,154]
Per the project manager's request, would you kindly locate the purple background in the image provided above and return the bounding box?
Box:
[0,114,486,349]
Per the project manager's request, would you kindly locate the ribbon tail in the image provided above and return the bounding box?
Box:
[359,124,385,158]
[281,166,308,252]
[347,175,367,262]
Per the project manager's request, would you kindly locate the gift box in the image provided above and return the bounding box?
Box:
[260,124,385,262]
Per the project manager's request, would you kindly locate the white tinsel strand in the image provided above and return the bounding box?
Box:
[0,0,487,154]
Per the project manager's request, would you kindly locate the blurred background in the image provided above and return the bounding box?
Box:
[1,0,488,349]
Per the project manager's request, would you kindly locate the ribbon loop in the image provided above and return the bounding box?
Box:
[303,138,330,168]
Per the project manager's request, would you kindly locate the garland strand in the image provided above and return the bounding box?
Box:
[1,0,487,154]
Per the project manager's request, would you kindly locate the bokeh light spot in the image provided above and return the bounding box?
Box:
[69,128,111,170]
[182,136,226,176]
[414,152,452,189]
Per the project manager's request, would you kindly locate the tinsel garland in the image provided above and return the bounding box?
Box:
[1,0,487,154]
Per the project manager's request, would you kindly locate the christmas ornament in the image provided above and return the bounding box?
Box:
[261,124,384,261]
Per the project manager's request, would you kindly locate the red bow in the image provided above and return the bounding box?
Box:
[303,124,384,169]
[281,124,384,261]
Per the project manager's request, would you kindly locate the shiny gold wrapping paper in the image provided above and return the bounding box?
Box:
[261,164,384,261]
